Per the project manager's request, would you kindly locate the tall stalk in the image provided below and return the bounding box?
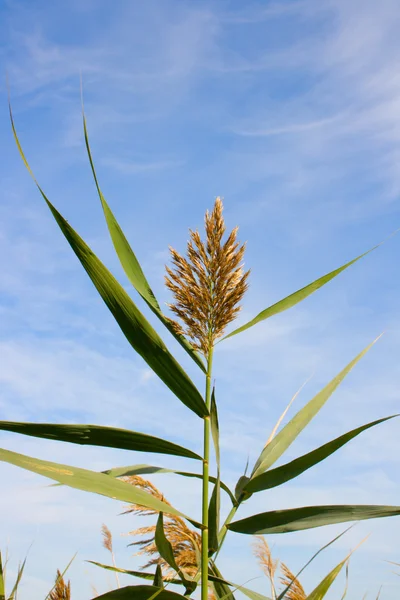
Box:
[201,347,214,600]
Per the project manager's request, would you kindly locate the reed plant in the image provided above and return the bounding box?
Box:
[2,98,400,599]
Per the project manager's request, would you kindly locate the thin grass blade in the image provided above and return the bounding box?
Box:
[7,557,26,600]
[0,422,200,461]
[276,526,353,600]
[0,553,4,600]
[87,561,181,585]
[9,105,207,419]
[0,447,202,528]
[251,337,380,478]
[103,464,236,505]
[223,243,389,341]
[81,109,205,373]
[245,415,398,493]
[44,553,77,600]
[228,505,400,535]
[208,475,220,556]
[155,513,196,595]
[93,586,187,600]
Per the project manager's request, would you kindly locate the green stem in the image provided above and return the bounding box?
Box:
[201,347,214,600]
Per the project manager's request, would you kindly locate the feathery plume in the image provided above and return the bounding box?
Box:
[101,523,120,588]
[253,536,279,599]
[49,570,71,600]
[165,197,250,355]
[123,476,203,584]
[101,524,113,553]
[279,563,306,600]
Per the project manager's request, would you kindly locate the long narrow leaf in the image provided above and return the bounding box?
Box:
[210,388,220,468]
[9,105,207,419]
[209,562,236,600]
[0,447,202,528]
[155,513,196,594]
[245,415,398,493]
[251,337,380,478]
[103,464,236,505]
[208,476,220,555]
[223,244,385,341]
[94,586,187,600]
[0,553,4,600]
[82,110,205,373]
[7,557,26,600]
[87,561,181,585]
[208,573,270,600]
[0,422,200,461]
[44,553,77,600]
[306,558,348,600]
[227,504,400,535]
[276,526,353,600]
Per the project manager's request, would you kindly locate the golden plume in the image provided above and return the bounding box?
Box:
[165,197,250,356]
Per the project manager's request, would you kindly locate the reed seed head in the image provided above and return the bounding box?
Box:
[101,523,113,554]
[49,570,71,600]
[279,563,306,600]
[123,476,201,579]
[253,536,279,584]
[165,197,250,356]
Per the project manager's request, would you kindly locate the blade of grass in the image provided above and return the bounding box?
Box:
[0,447,202,528]
[103,464,236,505]
[155,513,196,595]
[222,238,396,341]
[228,505,400,535]
[0,422,201,461]
[245,415,398,493]
[251,337,380,478]
[81,108,205,374]
[9,103,207,419]
[87,561,181,585]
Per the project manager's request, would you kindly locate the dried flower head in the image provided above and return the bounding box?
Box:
[49,570,71,600]
[253,536,279,586]
[165,197,250,355]
[123,476,200,578]
[101,523,113,553]
[279,563,306,600]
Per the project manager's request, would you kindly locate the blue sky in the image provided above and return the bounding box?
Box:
[1,0,400,597]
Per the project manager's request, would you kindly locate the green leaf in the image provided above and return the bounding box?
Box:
[210,387,220,468]
[208,562,236,600]
[245,415,398,493]
[208,475,220,556]
[93,585,187,600]
[0,447,202,528]
[155,513,196,595]
[276,526,353,600]
[227,504,400,535]
[209,387,221,555]
[103,464,236,506]
[251,337,380,478]
[87,561,181,585]
[9,106,207,419]
[153,565,164,589]
[44,553,77,600]
[0,553,4,600]
[223,245,384,341]
[208,567,270,600]
[340,562,349,600]
[82,110,205,373]
[306,556,349,600]
[0,422,201,461]
[7,557,26,600]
